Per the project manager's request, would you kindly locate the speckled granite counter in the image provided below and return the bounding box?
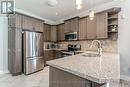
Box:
[47,51,120,84]
[44,48,64,51]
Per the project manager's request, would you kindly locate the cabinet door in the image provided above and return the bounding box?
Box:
[43,24,51,42]
[57,25,61,41]
[15,14,22,29]
[79,17,87,40]
[61,24,65,41]
[51,26,57,42]
[87,17,97,39]
[44,50,54,65]
[47,26,51,41]
[71,18,79,32]
[59,24,65,41]
[23,16,33,30]
[53,50,62,59]
[65,18,79,33]
[8,28,22,75]
[34,20,43,32]
[96,13,108,39]
[65,20,71,33]
[43,24,47,41]
[57,24,65,41]
[8,14,15,28]
[8,14,22,29]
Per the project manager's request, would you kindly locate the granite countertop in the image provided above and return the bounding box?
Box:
[47,51,120,84]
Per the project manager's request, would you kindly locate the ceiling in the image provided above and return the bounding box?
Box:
[15,0,113,21]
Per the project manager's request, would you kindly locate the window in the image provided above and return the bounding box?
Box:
[1,1,14,14]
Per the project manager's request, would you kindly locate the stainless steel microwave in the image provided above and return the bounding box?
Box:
[65,32,78,41]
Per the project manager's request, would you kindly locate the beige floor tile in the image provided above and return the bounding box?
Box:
[0,67,130,87]
[0,67,49,87]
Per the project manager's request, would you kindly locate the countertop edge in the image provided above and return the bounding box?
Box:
[47,62,104,84]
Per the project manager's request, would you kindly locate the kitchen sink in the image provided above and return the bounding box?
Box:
[82,53,99,57]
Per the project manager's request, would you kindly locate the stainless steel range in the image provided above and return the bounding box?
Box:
[61,44,82,57]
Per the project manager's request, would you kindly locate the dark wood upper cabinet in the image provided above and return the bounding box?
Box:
[64,20,71,33]
[79,17,87,40]
[8,14,22,29]
[23,15,43,32]
[64,17,79,33]
[51,25,57,42]
[44,24,57,42]
[85,12,108,39]
[70,18,79,32]
[86,16,97,39]
[33,19,43,32]
[96,12,108,39]
[23,16,33,30]
[57,24,65,41]
[43,23,51,42]
[43,23,47,41]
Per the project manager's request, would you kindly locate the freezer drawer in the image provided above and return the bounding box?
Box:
[25,57,44,75]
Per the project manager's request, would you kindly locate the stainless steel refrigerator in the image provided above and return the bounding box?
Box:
[23,31,44,75]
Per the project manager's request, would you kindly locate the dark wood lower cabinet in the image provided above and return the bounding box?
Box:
[53,50,62,59]
[44,50,54,66]
[44,50,62,66]
[49,67,102,87]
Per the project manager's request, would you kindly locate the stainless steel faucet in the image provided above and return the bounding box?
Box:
[90,40,103,56]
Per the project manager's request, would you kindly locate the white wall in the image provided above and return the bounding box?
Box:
[118,0,130,80]
[0,15,8,74]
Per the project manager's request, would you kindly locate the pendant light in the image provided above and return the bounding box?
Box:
[47,0,58,7]
[89,10,94,20]
[76,0,82,10]
[89,0,95,20]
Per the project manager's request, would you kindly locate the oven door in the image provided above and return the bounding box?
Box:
[61,53,73,57]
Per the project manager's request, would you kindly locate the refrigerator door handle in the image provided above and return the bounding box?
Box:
[35,35,38,56]
[32,33,35,57]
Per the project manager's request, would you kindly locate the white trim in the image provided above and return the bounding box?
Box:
[55,0,122,25]
[14,1,123,25]
[0,71,3,74]
[121,75,130,82]
[15,8,56,25]
[0,70,9,74]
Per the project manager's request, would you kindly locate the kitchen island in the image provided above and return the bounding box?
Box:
[47,51,120,87]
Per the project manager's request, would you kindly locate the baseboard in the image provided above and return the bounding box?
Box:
[0,70,9,74]
[121,75,130,82]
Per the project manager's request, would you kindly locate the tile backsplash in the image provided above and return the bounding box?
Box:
[58,39,117,53]
[44,39,117,53]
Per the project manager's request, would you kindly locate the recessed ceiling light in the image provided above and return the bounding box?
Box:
[76,0,82,5]
[56,12,58,15]
[76,0,82,10]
